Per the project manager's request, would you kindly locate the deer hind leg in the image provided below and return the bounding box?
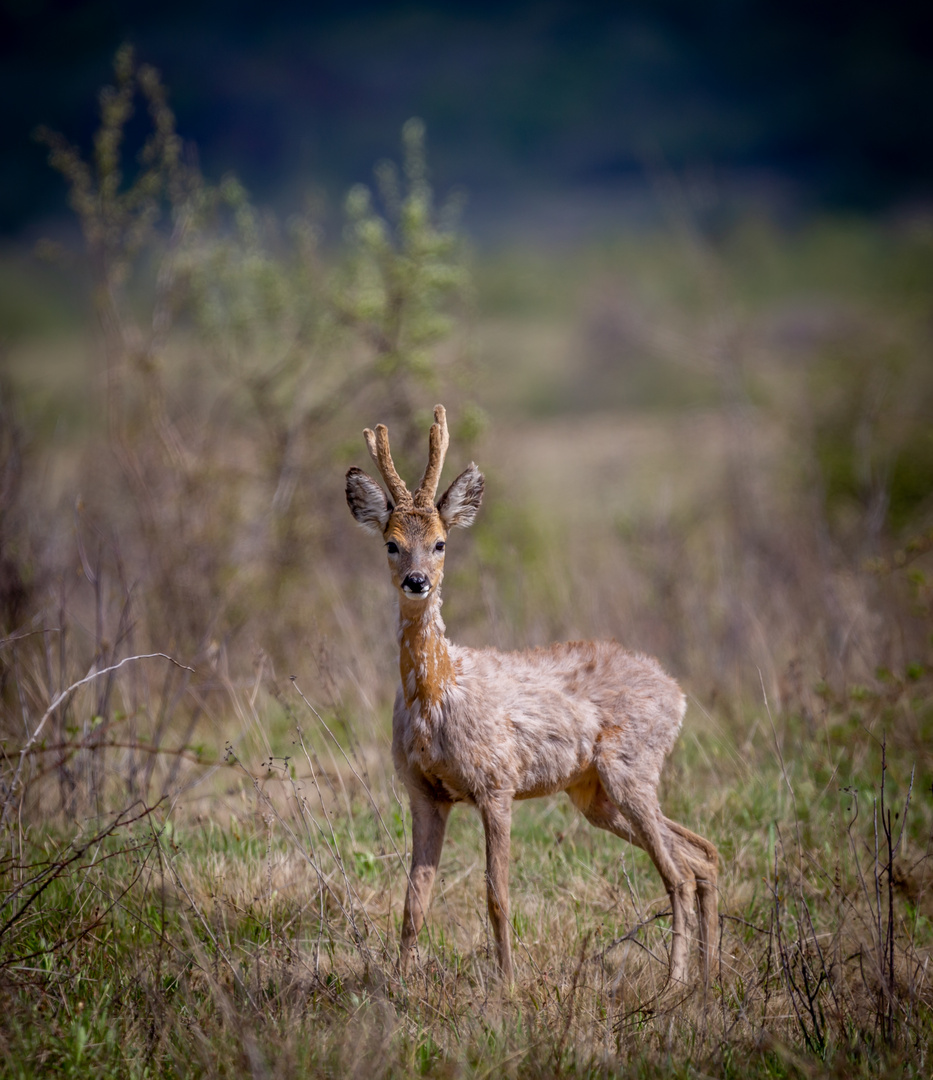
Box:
[664,817,719,984]
[400,789,451,974]
[589,765,697,984]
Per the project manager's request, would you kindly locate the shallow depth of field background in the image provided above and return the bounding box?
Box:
[1,3,932,1077]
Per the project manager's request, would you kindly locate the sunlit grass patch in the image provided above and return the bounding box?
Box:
[1,681,931,1076]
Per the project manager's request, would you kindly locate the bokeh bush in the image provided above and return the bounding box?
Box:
[2,46,481,819]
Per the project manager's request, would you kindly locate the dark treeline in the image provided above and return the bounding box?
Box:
[3,0,933,235]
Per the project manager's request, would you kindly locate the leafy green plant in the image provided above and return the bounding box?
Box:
[28,45,475,671]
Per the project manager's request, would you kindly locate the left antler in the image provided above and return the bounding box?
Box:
[414,404,450,509]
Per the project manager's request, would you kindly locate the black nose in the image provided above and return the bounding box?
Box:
[402,572,429,594]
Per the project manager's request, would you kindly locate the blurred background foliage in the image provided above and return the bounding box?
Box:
[0,3,931,811]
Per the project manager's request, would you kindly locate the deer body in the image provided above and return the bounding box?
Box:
[395,620,684,805]
[347,406,718,985]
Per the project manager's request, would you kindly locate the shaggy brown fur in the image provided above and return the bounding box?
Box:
[345,405,718,985]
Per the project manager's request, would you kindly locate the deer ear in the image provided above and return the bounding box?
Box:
[346,467,392,534]
[437,463,484,529]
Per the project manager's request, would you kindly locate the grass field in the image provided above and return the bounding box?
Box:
[2,54,932,1076]
[0,669,930,1077]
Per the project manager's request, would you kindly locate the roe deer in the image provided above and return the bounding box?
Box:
[345,405,718,985]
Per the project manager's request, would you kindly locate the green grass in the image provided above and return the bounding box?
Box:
[1,696,930,1078]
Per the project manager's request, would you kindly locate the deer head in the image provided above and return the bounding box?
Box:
[345,405,484,603]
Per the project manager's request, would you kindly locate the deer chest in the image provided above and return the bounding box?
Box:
[392,690,506,802]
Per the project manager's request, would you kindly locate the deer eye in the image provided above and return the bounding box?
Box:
[434,541,446,552]
[386,541,399,554]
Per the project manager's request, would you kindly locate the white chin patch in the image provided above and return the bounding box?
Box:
[402,587,432,600]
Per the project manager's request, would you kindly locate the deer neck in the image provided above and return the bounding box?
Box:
[397,589,455,712]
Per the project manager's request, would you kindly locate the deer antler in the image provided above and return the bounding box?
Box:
[414,405,450,509]
[363,424,413,509]
[364,406,449,512]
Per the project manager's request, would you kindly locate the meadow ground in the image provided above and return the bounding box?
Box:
[0,635,929,1078]
[2,370,930,1075]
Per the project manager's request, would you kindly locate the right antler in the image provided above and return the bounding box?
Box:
[363,424,414,510]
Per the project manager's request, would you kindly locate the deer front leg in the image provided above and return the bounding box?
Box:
[479,792,514,984]
[399,789,451,974]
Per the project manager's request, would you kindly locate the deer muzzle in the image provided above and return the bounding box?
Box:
[401,572,431,598]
